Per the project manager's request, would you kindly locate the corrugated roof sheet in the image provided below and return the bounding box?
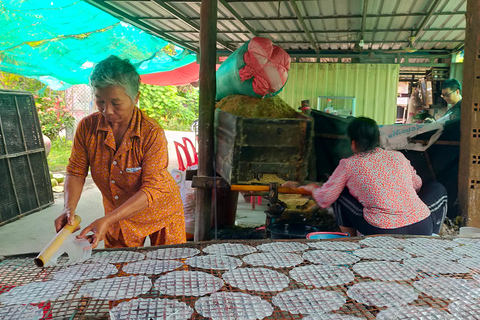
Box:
[87,0,466,54]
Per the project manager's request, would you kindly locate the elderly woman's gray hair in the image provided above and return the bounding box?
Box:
[90,55,140,103]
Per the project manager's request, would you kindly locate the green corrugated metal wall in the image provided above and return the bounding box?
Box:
[278,63,400,125]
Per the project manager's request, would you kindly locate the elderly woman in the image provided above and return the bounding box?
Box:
[54,55,185,249]
[300,117,447,236]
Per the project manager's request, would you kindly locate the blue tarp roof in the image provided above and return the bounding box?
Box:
[0,0,197,90]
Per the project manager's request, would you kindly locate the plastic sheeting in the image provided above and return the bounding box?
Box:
[0,0,196,90]
[141,63,200,86]
[215,37,290,100]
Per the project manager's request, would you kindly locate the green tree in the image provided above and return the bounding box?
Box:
[35,95,75,140]
[0,72,75,140]
[139,84,198,131]
[0,72,43,92]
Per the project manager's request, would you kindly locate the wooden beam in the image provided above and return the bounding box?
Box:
[413,0,442,41]
[136,11,467,22]
[239,11,467,21]
[195,0,217,241]
[218,0,258,37]
[86,0,199,52]
[210,40,462,45]
[458,0,480,227]
[288,0,318,53]
[154,27,465,34]
[360,0,369,42]
[151,0,234,51]
[152,0,200,32]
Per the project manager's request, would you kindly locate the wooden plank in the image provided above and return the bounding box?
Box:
[409,140,460,146]
[315,133,460,146]
[230,185,311,195]
[459,0,480,227]
[195,0,217,241]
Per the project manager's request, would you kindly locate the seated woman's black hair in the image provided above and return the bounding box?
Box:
[347,117,380,152]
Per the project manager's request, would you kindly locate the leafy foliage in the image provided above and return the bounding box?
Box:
[47,137,73,172]
[139,84,198,131]
[0,72,43,93]
[0,72,75,140]
[35,95,75,140]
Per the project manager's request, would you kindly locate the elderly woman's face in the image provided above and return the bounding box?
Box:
[95,85,138,125]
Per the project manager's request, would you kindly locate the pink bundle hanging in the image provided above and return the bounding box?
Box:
[216,37,290,100]
[239,37,290,96]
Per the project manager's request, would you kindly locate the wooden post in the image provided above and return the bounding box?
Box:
[195,0,217,241]
[459,0,480,227]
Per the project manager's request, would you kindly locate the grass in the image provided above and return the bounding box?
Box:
[47,137,72,173]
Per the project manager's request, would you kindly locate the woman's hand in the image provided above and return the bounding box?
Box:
[54,208,80,233]
[300,183,319,193]
[77,217,111,249]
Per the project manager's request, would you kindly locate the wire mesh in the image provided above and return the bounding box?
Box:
[64,85,95,140]
[0,90,53,224]
[0,236,479,319]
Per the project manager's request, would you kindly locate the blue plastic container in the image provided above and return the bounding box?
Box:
[306,232,350,240]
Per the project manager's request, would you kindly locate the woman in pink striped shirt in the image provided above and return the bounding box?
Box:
[301,117,447,236]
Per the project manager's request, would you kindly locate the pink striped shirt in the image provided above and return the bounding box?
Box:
[312,148,430,229]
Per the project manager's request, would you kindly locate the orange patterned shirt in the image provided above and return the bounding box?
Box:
[67,107,186,247]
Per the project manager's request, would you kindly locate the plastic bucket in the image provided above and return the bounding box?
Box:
[306,232,350,240]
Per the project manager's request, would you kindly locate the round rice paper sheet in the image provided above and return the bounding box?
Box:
[256,242,309,253]
[303,314,366,320]
[352,261,417,281]
[272,289,345,314]
[290,264,354,288]
[405,238,459,249]
[458,257,480,272]
[303,314,365,320]
[88,251,146,264]
[154,271,223,296]
[185,255,243,270]
[0,304,44,320]
[402,244,447,257]
[79,275,151,300]
[376,305,457,320]
[453,245,480,258]
[359,236,407,249]
[195,292,273,320]
[413,277,480,301]
[52,263,118,281]
[453,238,480,246]
[202,243,257,256]
[303,250,360,265]
[422,251,463,261]
[242,252,303,268]
[0,280,73,305]
[308,241,360,251]
[347,282,418,307]
[448,297,480,318]
[145,247,200,260]
[353,248,411,261]
[109,298,194,320]
[222,267,289,292]
[122,259,183,275]
[404,257,471,274]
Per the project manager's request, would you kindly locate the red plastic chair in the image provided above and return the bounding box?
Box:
[174,141,192,171]
[182,137,198,166]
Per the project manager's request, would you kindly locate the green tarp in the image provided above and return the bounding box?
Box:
[0,0,196,90]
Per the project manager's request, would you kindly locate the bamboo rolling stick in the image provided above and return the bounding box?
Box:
[230,185,312,195]
[34,215,81,267]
